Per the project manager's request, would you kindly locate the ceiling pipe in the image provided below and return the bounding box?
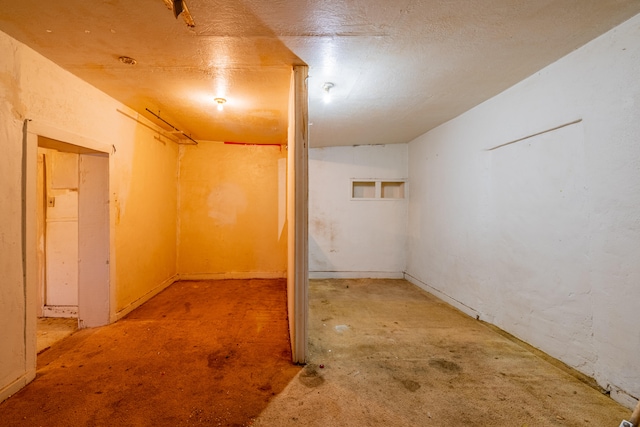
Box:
[145,108,198,145]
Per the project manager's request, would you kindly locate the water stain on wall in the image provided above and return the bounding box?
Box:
[207,182,248,226]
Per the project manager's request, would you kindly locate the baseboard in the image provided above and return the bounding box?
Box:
[404,273,640,411]
[178,272,287,281]
[114,272,287,320]
[608,384,638,410]
[42,305,78,318]
[404,272,480,319]
[0,369,36,404]
[114,274,178,321]
[309,271,405,279]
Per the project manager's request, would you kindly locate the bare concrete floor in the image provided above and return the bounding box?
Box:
[254,278,629,426]
[37,317,78,354]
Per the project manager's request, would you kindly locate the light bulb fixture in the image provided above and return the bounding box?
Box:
[214,97,227,111]
[322,82,334,103]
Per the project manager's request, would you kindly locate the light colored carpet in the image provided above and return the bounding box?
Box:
[37,317,77,354]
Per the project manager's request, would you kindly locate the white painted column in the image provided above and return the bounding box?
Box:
[287,65,309,364]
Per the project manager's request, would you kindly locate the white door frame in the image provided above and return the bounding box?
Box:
[24,121,113,360]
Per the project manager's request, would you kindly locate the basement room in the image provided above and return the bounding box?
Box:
[1,1,639,425]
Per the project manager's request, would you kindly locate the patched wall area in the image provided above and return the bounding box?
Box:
[177,143,288,278]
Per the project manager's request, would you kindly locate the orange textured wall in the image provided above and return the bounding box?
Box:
[114,125,178,312]
[178,142,287,277]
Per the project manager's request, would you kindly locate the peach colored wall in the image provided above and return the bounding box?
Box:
[14,31,179,317]
[0,32,27,398]
[113,125,178,312]
[178,142,287,278]
[0,30,178,401]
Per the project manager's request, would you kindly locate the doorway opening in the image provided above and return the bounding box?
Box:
[35,136,110,352]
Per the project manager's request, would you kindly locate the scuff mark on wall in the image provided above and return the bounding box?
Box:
[114,198,121,225]
[311,216,337,252]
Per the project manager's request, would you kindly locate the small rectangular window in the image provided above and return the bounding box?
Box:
[352,181,376,198]
[381,181,405,199]
[351,179,406,200]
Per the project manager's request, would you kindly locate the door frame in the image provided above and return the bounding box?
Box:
[24,121,114,361]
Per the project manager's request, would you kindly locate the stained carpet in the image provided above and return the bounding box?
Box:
[0,279,300,427]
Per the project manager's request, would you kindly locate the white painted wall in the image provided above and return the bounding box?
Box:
[406,14,640,407]
[309,144,408,278]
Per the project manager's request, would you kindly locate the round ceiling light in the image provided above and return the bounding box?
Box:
[322,82,335,103]
[214,97,227,111]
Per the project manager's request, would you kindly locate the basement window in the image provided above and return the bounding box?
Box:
[381,181,405,199]
[351,180,406,200]
[352,181,376,198]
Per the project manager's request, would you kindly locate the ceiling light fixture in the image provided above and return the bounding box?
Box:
[118,56,137,65]
[214,97,227,111]
[322,82,334,103]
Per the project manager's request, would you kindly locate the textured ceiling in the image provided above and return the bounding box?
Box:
[0,1,639,147]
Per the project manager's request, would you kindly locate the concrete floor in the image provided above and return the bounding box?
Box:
[36,317,78,354]
[1,278,631,426]
[255,278,630,426]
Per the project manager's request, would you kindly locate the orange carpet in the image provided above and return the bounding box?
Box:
[0,279,301,426]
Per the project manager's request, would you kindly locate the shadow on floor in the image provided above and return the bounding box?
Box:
[37,317,78,354]
[1,279,301,427]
